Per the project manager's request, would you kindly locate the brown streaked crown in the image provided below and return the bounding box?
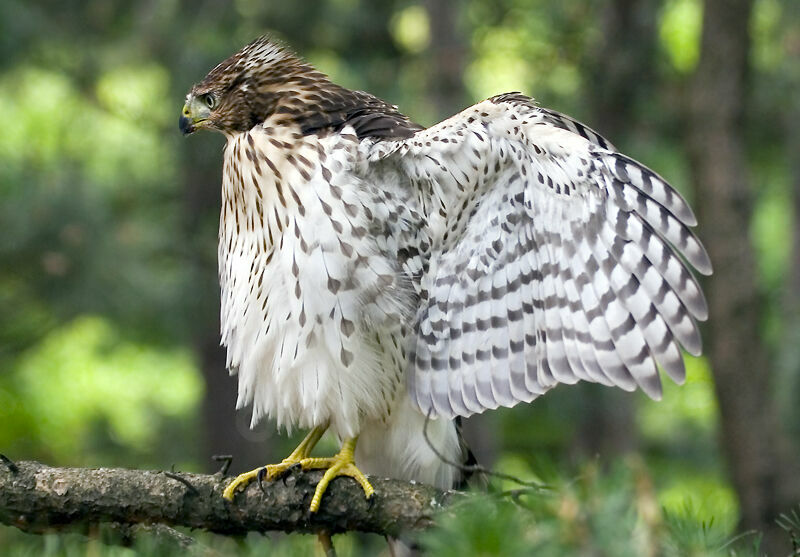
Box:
[185,36,422,139]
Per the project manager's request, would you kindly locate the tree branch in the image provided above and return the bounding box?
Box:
[0,459,458,538]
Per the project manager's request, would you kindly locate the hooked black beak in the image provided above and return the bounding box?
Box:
[179,114,195,135]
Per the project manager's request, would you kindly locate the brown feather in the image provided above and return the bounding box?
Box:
[188,36,421,139]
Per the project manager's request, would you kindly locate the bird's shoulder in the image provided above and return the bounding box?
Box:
[270,84,423,141]
[364,93,616,162]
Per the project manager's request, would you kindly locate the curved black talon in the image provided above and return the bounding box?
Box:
[257,467,268,494]
[0,454,19,475]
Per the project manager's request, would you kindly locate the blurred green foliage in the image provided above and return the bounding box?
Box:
[660,0,702,72]
[421,461,757,557]
[0,316,201,467]
[0,0,798,554]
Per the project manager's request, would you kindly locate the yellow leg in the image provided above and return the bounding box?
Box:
[222,424,327,501]
[307,437,373,513]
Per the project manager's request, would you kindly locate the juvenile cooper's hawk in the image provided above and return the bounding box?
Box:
[180,37,710,511]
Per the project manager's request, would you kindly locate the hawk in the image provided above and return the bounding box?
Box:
[180,37,711,512]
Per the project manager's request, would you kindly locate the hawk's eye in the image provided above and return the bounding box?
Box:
[200,94,216,110]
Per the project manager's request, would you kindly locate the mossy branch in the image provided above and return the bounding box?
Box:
[0,458,457,539]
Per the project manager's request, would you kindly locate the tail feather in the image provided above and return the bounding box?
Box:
[356,394,467,490]
[364,407,480,556]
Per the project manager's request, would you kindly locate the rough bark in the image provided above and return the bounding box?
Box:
[0,460,456,539]
[688,0,795,552]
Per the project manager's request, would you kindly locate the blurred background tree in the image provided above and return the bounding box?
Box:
[0,0,798,554]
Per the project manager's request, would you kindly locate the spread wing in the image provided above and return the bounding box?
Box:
[365,93,712,420]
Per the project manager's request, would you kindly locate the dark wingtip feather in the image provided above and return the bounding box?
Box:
[681,328,703,357]
[638,371,664,400]
[692,247,713,276]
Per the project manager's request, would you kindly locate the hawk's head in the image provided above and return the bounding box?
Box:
[180,36,326,136]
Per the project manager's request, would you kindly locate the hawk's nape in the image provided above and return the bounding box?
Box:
[180,36,709,514]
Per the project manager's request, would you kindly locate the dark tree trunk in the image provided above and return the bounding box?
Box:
[573,385,637,458]
[575,0,661,460]
[792,113,800,309]
[197,329,276,474]
[181,138,274,474]
[688,0,796,552]
[785,4,800,374]
[779,3,800,516]
[423,0,469,115]
[587,0,659,140]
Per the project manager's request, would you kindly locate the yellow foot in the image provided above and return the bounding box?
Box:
[221,429,374,513]
[222,425,327,501]
[222,458,312,501]
[308,437,374,513]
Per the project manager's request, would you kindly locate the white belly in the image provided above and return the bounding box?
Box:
[217,124,411,438]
